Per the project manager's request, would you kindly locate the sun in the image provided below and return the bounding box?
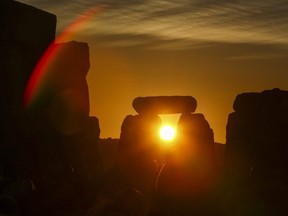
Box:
[160,125,176,141]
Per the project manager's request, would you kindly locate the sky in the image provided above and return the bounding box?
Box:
[18,0,288,143]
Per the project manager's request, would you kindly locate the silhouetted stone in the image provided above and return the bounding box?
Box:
[0,0,56,179]
[224,88,288,215]
[116,114,162,195]
[30,41,91,135]
[233,88,288,112]
[214,142,225,175]
[178,113,214,144]
[177,113,215,177]
[63,117,101,174]
[1,2,103,215]
[1,0,56,114]
[30,116,102,215]
[157,113,216,199]
[118,114,162,161]
[61,116,102,210]
[226,89,288,181]
[98,138,119,171]
[25,39,93,194]
[23,40,92,182]
[133,96,197,114]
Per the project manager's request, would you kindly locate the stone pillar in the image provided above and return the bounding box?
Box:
[157,113,215,198]
[0,0,56,178]
[225,89,288,183]
[224,89,288,215]
[177,113,215,176]
[116,114,162,195]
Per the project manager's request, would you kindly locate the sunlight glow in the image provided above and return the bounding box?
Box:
[160,125,176,141]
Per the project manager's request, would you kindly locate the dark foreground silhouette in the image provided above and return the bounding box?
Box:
[1,1,288,216]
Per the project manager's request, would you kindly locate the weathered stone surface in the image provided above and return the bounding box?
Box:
[224,89,288,215]
[133,96,197,114]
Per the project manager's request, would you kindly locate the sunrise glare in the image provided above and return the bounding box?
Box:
[160,125,176,141]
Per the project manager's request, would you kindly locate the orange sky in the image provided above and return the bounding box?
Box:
[17,0,288,143]
[84,40,288,143]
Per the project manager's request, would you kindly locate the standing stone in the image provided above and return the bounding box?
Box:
[26,41,92,178]
[116,114,162,195]
[61,116,102,210]
[41,41,91,135]
[0,0,56,178]
[225,89,288,183]
[157,113,215,198]
[1,1,103,213]
[224,88,288,215]
[1,1,56,121]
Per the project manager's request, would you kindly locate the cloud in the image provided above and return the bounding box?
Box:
[17,0,288,49]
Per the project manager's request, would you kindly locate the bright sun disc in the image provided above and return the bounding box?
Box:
[160,125,176,141]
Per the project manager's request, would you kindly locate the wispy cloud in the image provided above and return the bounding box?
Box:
[17,0,288,49]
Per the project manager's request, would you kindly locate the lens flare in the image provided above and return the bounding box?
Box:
[160,125,176,141]
[23,5,105,107]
